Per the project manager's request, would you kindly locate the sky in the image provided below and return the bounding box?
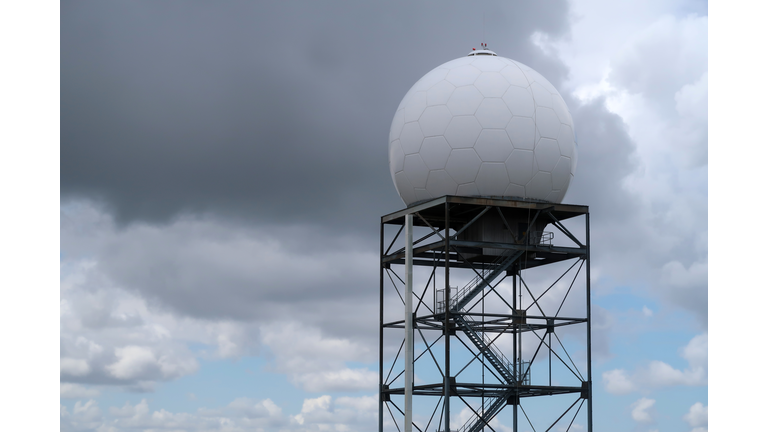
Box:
[55,1,712,431]
[3,0,740,430]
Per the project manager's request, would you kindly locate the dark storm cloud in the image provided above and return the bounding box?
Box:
[61,0,570,229]
[565,94,707,326]
[565,95,639,217]
[61,0,696,343]
[60,0,663,332]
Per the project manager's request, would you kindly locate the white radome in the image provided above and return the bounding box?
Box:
[389,48,577,206]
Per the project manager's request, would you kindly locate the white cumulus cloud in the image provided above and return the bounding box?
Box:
[60,383,100,399]
[602,369,635,394]
[291,368,378,393]
[60,358,90,376]
[107,346,157,380]
[602,332,707,394]
[683,402,708,428]
[630,397,656,423]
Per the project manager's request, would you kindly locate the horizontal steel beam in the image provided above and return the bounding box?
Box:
[384,383,585,397]
[383,313,589,325]
[381,197,448,223]
[386,252,578,270]
[384,318,588,331]
[381,196,588,224]
[382,240,446,263]
[383,242,583,265]
[449,239,586,255]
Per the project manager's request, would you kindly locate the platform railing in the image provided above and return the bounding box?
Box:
[531,230,553,245]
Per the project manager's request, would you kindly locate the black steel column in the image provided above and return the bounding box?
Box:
[513,270,518,432]
[586,212,593,432]
[378,221,384,432]
[444,201,450,432]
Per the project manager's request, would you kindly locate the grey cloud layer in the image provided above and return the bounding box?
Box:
[60,0,646,315]
[61,1,569,229]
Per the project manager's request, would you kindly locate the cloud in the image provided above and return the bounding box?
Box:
[673,71,708,167]
[106,346,157,380]
[60,247,215,390]
[60,358,90,377]
[638,332,708,389]
[293,395,332,425]
[642,306,653,317]
[660,260,708,321]
[61,200,394,396]
[61,208,388,392]
[61,202,387,393]
[602,332,707,394]
[609,14,707,111]
[61,1,572,229]
[57,1,707,430]
[60,322,200,389]
[61,399,102,432]
[105,345,198,381]
[62,202,381,331]
[260,321,378,392]
[630,397,656,423]
[105,399,219,430]
[643,359,705,387]
[550,10,708,331]
[335,394,378,413]
[683,402,708,428]
[227,397,283,419]
[291,394,378,428]
[291,368,379,393]
[602,369,636,395]
[107,398,284,430]
[60,383,100,399]
[681,333,707,369]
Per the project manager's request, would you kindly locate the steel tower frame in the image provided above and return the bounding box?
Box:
[378,196,592,432]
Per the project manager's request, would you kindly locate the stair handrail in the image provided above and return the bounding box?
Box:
[435,249,519,314]
[452,250,510,306]
[455,390,509,432]
[459,314,514,380]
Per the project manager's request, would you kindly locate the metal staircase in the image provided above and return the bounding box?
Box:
[454,313,530,432]
[435,248,531,432]
[437,249,525,314]
[454,314,521,384]
[457,389,512,432]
